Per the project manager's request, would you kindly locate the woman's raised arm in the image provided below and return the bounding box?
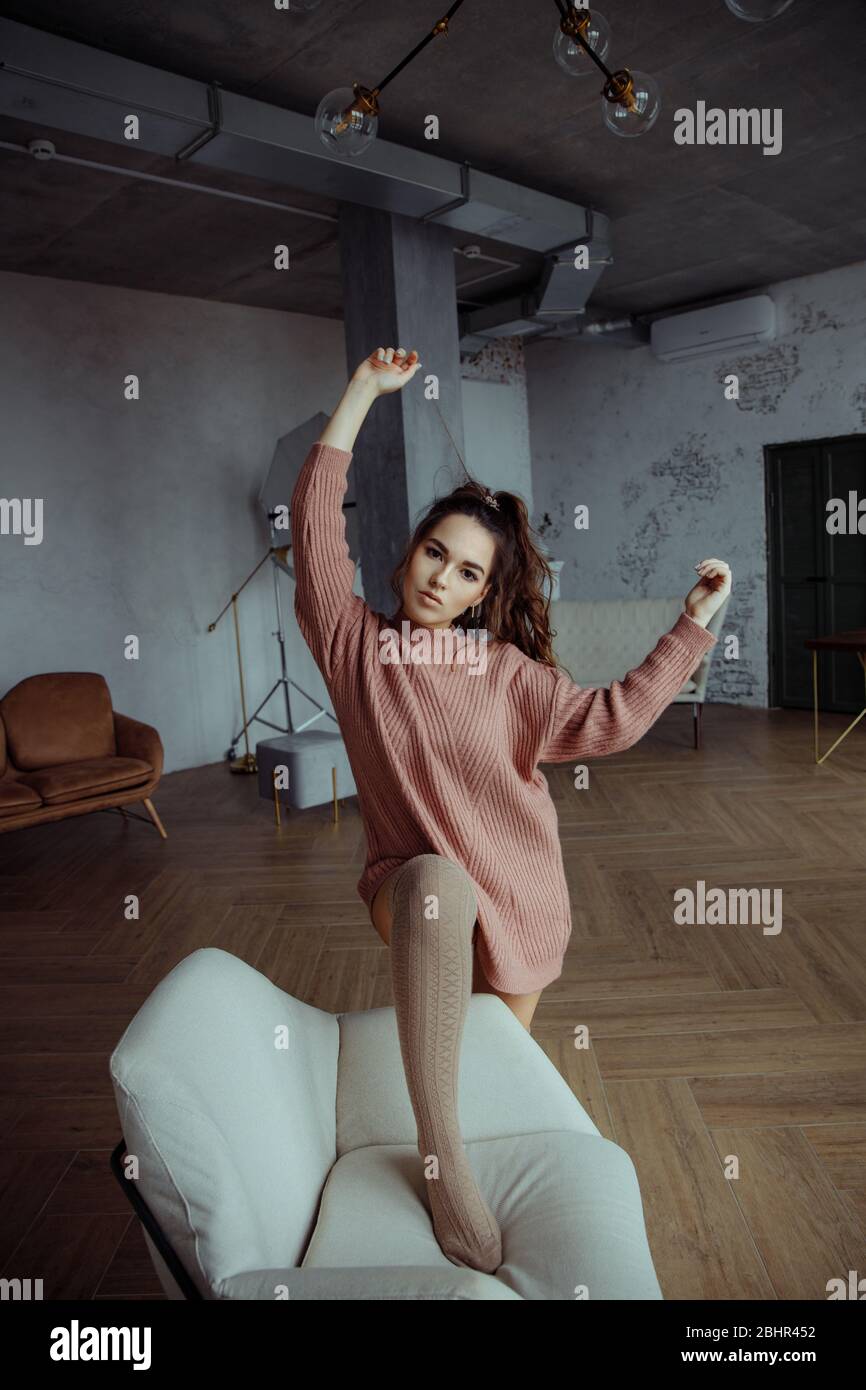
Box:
[535,610,718,763]
[319,346,423,449]
[290,348,422,682]
[528,559,731,763]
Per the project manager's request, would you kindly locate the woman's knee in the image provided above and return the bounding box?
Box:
[392,854,477,915]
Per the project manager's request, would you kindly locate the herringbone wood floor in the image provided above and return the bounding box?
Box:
[1,701,864,1300]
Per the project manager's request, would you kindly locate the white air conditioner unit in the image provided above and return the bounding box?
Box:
[650,294,776,363]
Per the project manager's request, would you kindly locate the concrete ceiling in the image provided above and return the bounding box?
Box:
[1,0,864,325]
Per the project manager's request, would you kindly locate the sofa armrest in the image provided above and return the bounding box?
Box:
[215,1266,522,1300]
[113,711,164,781]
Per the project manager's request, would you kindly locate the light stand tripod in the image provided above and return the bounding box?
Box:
[207,508,354,774]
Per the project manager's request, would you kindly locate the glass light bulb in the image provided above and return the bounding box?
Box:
[552,8,612,76]
[602,69,661,137]
[315,86,378,158]
[724,0,795,19]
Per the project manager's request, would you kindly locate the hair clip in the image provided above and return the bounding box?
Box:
[482,491,500,510]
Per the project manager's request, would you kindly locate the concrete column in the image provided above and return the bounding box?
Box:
[339,204,465,615]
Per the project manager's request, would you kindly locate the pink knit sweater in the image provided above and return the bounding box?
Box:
[291,441,718,993]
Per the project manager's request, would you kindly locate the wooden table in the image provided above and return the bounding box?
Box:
[804,629,866,764]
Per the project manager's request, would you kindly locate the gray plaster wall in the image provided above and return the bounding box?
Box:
[525,259,866,708]
[0,270,358,776]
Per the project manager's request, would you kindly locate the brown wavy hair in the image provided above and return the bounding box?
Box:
[389,478,561,668]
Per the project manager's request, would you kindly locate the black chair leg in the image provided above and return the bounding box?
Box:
[693,701,703,750]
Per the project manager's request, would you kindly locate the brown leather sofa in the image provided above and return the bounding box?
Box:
[0,673,167,837]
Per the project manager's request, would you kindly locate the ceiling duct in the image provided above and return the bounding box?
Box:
[0,17,622,348]
[521,313,650,352]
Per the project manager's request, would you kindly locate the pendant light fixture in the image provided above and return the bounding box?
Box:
[313,0,796,158]
[315,0,661,156]
[553,1,660,138]
[552,7,612,76]
[315,84,379,158]
[315,1,467,157]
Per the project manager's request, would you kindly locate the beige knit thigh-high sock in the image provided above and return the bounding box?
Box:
[388,853,502,1274]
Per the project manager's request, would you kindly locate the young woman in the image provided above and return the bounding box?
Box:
[291,345,731,1274]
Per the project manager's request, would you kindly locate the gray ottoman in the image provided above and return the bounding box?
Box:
[256,730,357,811]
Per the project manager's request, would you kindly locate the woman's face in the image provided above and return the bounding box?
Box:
[402,512,495,629]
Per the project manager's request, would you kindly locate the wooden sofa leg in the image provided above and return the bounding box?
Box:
[142,798,168,839]
[693,701,703,751]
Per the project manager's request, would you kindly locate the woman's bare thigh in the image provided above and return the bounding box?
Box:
[369,871,399,947]
[369,868,541,1031]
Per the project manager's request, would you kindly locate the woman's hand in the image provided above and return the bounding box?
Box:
[352,346,423,397]
[684,558,732,627]
[318,347,422,452]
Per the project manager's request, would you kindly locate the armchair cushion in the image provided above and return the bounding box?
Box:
[1,672,116,770]
[299,1130,661,1300]
[21,756,153,804]
[335,1001,597,1152]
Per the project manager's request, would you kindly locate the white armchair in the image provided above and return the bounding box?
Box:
[110,947,664,1300]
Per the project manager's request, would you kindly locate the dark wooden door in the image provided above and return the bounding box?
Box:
[766,434,866,712]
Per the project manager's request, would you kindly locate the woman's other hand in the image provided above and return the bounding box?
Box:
[352,346,423,396]
[684,558,732,627]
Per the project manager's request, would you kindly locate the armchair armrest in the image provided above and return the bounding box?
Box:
[113,711,164,780]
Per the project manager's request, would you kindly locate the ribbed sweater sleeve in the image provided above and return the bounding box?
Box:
[290,440,364,682]
[529,610,718,762]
